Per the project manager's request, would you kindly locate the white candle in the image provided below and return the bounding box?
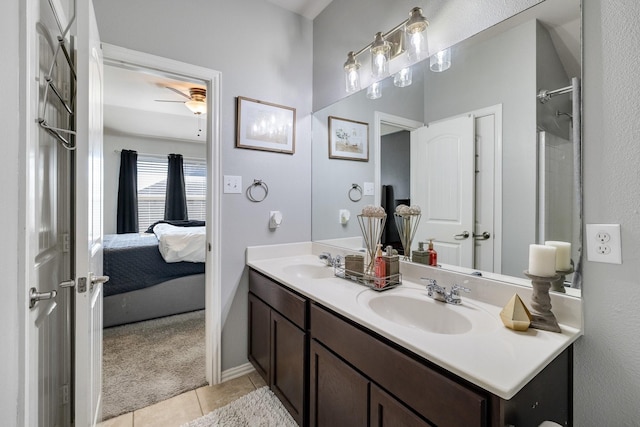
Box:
[545,241,572,271]
[528,244,557,277]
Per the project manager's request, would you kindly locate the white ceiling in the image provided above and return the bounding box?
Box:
[265,0,333,19]
[103,64,207,142]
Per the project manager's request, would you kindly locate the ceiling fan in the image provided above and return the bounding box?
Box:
[155,87,207,115]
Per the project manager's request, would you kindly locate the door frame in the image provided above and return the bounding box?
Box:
[101,43,223,385]
[373,111,424,207]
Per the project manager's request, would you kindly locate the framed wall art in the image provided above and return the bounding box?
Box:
[236,96,296,154]
[328,116,369,161]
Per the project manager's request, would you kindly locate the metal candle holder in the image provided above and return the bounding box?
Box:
[357,214,387,274]
[524,270,562,333]
[550,267,574,293]
[394,213,421,261]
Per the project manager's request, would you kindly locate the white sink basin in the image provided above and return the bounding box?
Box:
[357,287,497,335]
[281,263,334,279]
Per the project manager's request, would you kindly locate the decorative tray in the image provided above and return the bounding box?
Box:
[334,265,401,292]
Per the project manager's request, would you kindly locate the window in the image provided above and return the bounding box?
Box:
[137,155,206,231]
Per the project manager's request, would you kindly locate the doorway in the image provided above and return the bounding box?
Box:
[101,44,222,415]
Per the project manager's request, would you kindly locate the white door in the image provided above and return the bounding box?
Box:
[410,115,475,267]
[26,0,74,425]
[74,1,105,425]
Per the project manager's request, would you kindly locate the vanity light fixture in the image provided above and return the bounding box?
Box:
[371,32,391,79]
[344,51,361,93]
[367,81,382,99]
[342,6,429,94]
[406,7,429,62]
[394,67,413,87]
[430,48,451,72]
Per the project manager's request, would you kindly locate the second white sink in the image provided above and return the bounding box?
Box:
[357,287,497,335]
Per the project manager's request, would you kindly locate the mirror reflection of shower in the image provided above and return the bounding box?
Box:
[537,77,581,284]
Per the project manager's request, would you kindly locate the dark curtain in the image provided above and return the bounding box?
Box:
[116,149,139,234]
[165,153,188,220]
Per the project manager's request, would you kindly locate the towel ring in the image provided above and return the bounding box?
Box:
[247,179,269,202]
[348,184,363,202]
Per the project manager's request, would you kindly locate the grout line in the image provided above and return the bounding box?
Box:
[194,387,205,416]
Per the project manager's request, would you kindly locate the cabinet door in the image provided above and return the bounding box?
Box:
[370,384,432,427]
[248,293,270,382]
[310,340,368,427]
[271,310,306,426]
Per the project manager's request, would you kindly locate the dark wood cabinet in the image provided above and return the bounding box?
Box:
[370,384,432,427]
[248,268,571,427]
[248,270,307,426]
[248,293,270,381]
[309,339,369,427]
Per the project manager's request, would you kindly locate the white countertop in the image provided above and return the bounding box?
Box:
[246,242,583,400]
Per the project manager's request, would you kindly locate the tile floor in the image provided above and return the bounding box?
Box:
[99,370,267,427]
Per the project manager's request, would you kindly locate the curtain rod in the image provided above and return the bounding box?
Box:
[113,149,205,163]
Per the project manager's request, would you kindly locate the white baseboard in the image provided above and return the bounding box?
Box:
[221,362,255,382]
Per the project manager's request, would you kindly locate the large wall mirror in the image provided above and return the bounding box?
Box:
[312,0,582,294]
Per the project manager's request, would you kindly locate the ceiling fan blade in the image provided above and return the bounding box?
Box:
[154,99,185,103]
[165,86,191,100]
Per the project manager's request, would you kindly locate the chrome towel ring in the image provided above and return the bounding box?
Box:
[349,183,363,202]
[247,179,269,202]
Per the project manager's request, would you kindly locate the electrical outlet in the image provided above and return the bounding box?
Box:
[586,224,622,264]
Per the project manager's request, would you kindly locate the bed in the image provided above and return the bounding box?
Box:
[103,222,206,328]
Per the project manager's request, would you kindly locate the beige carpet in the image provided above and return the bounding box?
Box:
[102,310,207,420]
[181,387,297,427]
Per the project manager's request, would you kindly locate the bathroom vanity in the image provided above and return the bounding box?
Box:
[247,243,582,427]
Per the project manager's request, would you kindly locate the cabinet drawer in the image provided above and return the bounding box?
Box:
[311,303,488,427]
[249,269,307,329]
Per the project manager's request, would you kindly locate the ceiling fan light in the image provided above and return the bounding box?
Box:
[185,99,207,115]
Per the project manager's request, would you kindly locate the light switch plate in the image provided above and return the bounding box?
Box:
[224,175,242,194]
[586,223,622,264]
[363,182,375,196]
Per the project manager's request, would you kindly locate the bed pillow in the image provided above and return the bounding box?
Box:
[153,223,206,263]
[145,219,205,234]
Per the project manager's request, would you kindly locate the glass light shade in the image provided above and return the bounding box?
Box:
[344,51,361,93]
[407,31,428,63]
[185,100,207,115]
[430,48,451,72]
[394,67,412,87]
[367,82,382,100]
[370,32,390,79]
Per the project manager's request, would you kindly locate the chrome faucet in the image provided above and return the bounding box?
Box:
[421,278,470,305]
[319,252,343,267]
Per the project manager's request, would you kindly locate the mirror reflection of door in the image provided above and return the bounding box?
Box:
[410,106,501,272]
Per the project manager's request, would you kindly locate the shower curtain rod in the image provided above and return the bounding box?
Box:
[537,84,573,103]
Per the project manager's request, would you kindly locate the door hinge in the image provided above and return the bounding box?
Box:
[62,233,70,253]
[61,384,69,404]
[77,277,87,293]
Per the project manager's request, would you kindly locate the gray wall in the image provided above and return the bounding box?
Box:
[93,0,313,370]
[575,0,640,424]
[103,133,206,234]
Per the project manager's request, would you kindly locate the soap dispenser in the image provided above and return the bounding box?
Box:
[412,241,429,265]
[374,244,386,288]
[427,239,438,267]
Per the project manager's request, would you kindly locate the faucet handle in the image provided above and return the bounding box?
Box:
[451,284,471,295]
[334,254,343,267]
